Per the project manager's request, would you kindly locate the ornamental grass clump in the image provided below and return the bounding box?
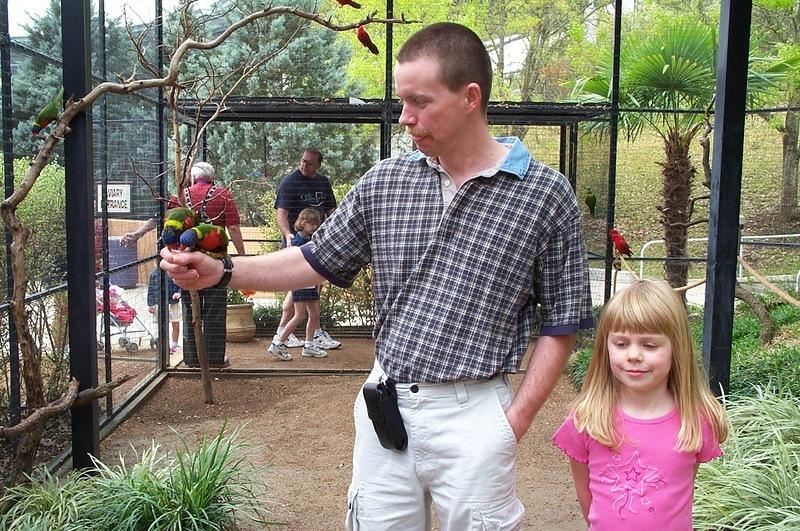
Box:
[694,385,800,530]
[0,426,281,530]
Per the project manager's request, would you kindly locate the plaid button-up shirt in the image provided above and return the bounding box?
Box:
[303,137,593,383]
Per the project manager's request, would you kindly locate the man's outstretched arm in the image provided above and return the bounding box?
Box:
[160,246,325,292]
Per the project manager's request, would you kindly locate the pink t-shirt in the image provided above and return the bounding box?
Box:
[553,408,722,531]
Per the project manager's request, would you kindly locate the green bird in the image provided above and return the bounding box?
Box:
[31,87,64,138]
[584,187,597,217]
[162,207,199,250]
[179,223,229,258]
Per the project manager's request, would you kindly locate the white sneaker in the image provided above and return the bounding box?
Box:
[268,342,292,361]
[302,344,328,358]
[285,333,304,348]
[314,330,341,349]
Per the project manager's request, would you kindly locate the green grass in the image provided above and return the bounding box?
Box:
[694,386,800,530]
[0,426,282,531]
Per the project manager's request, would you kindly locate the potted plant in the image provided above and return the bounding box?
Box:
[226,289,256,342]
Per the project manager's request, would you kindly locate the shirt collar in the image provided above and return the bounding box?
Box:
[409,136,531,180]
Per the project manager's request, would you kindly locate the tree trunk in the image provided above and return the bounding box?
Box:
[780,101,799,221]
[660,130,695,292]
[734,282,773,344]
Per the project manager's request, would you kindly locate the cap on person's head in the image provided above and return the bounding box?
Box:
[191,161,215,181]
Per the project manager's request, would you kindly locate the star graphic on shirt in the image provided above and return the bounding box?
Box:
[600,450,665,518]
[625,467,641,482]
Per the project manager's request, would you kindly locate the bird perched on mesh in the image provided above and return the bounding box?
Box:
[584,187,597,217]
[608,228,632,257]
[162,207,199,250]
[179,223,229,258]
[31,87,63,138]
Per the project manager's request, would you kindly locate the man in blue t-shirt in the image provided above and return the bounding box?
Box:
[274,147,337,244]
[273,147,341,350]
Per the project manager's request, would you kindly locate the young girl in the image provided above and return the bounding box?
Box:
[553,280,727,530]
[268,208,327,361]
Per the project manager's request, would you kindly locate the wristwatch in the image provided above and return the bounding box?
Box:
[212,255,233,288]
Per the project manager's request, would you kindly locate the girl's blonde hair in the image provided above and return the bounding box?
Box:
[571,280,727,452]
[294,208,323,232]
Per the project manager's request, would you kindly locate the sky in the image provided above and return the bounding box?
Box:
[8,0,213,37]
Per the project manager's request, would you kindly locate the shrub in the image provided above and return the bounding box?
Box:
[0,426,281,530]
[694,386,800,530]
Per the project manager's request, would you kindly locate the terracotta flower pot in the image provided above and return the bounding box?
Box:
[226,302,256,342]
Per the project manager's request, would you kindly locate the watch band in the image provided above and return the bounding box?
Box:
[212,255,233,289]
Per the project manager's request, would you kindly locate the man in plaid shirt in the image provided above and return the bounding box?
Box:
[163,22,593,530]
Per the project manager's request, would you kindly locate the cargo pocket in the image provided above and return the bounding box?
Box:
[471,496,525,530]
[344,483,360,531]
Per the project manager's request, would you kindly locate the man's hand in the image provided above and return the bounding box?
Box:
[284,234,294,248]
[159,247,223,290]
[120,232,138,247]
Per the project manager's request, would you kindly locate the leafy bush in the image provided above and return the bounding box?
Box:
[0,426,280,530]
[694,386,800,530]
[730,344,800,398]
[566,348,592,390]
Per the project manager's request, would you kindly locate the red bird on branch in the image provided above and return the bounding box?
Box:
[336,0,362,8]
[608,228,632,257]
[357,25,379,55]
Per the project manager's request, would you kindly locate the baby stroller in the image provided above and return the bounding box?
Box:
[96,284,157,353]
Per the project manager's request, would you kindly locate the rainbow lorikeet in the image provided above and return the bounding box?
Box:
[179,223,229,258]
[162,207,199,250]
[31,87,64,138]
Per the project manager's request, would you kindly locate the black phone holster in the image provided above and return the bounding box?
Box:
[362,378,408,451]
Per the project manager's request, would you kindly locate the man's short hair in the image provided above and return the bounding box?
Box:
[190,161,216,180]
[397,22,492,112]
[304,147,323,164]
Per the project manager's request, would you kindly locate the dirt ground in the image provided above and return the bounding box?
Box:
[101,338,585,530]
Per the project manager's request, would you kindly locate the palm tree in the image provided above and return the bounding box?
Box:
[576,20,793,289]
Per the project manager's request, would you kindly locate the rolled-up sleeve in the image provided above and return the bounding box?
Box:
[302,178,371,288]
[535,186,594,336]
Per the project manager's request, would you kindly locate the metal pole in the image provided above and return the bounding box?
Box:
[604,0,623,302]
[157,0,169,368]
[380,0,394,159]
[0,0,20,442]
[702,0,752,396]
[63,0,99,468]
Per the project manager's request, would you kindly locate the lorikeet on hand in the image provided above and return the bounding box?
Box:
[31,87,64,138]
[584,188,597,217]
[179,223,229,258]
[357,26,379,55]
[162,207,199,250]
[608,228,632,257]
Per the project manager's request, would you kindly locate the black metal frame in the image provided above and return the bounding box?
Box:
[0,0,752,468]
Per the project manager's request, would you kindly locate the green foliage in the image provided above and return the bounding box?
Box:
[0,426,280,530]
[226,289,252,305]
[694,386,800,530]
[567,348,593,390]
